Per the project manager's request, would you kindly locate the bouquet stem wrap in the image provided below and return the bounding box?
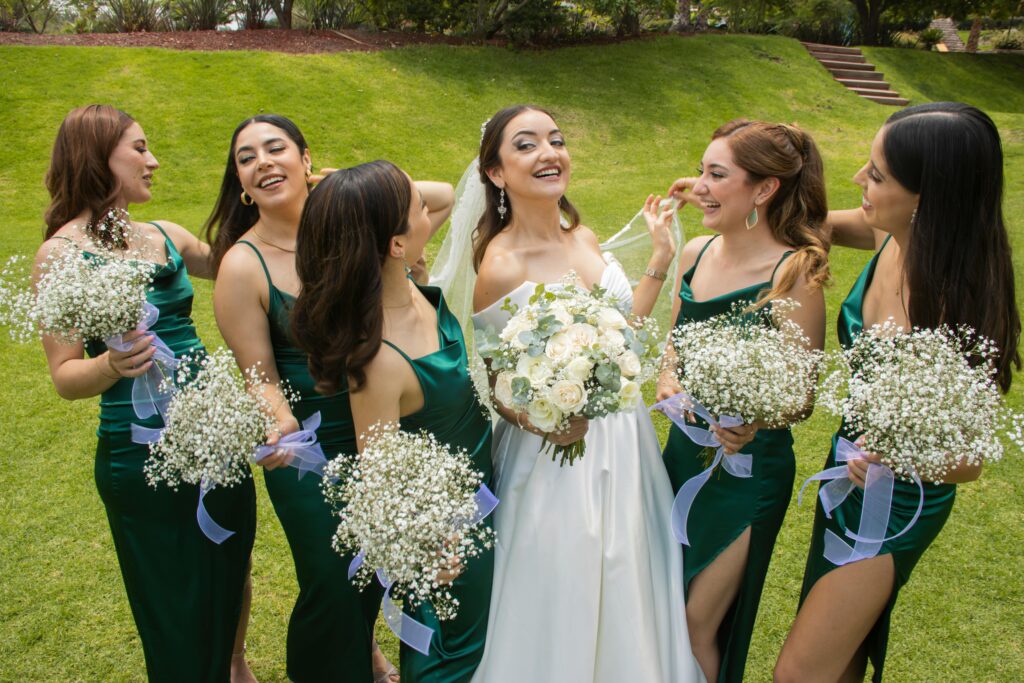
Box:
[105,302,178,420]
[798,437,924,566]
[251,412,328,479]
[652,392,752,546]
[346,484,499,655]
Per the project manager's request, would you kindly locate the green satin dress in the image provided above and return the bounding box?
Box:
[798,236,956,681]
[380,284,494,683]
[238,241,384,683]
[661,236,796,683]
[84,224,256,682]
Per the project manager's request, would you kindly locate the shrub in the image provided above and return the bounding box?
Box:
[171,0,230,29]
[233,0,272,28]
[296,0,357,29]
[994,29,1023,50]
[97,0,170,31]
[917,27,943,50]
[769,0,855,46]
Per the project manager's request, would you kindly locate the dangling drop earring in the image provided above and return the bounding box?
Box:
[497,188,508,221]
[240,190,254,206]
[745,206,758,230]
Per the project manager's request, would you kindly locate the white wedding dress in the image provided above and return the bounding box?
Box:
[469,258,705,683]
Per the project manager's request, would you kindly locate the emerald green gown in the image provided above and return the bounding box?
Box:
[661,236,796,683]
[798,237,956,681]
[238,241,384,683]
[380,284,494,683]
[84,224,256,682]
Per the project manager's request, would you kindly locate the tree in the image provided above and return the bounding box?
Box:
[670,0,690,30]
[847,0,895,45]
[269,0,292,27]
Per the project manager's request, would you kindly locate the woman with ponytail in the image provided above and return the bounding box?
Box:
[656,119,829,683]
[775,103,1020,682]
[207,116,454,682]
[291,161,494,682]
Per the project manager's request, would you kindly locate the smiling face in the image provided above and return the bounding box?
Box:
[854,126,919,235]
[486,109,571,205]
[233,121,311,212]
[108,122,158,206]
[691,136,766,232]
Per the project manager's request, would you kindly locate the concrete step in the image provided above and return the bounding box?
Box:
[819,59,875,71]
[850,86,902,97]
[837,77,891,90]
[809,51,866,63]
[830,68,884,80]
[862,94,909,106]
[801,42,861,55]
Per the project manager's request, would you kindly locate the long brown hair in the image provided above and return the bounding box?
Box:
[713,119,831,307]
[44,104,136,248]
[203,114,310,273]
[883,102,1020,392]
[472,104,581,271]
[291,160,412,394]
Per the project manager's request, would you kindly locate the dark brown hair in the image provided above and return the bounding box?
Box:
[291,160,412,394]
[883,102,1020,392]
[472,104,581,271]
[204,114,310,273]
[713,119,831,307]
[44,104,136,248]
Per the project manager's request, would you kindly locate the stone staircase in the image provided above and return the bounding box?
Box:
[802,42,909,106]
[929,17,965,52]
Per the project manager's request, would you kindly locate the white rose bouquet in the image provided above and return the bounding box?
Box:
[819,322,1023,483]
[323,424,496,625]
[477,272,663,466]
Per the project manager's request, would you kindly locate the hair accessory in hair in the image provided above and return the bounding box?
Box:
[480,118,491,144]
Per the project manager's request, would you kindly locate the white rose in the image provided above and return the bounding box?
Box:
[517,354,554,387]
[566,356,595,382]
[617,350,642,378]
[548,378,588,414]
[600,328,626,353]
[596,307,628,331]
[494,372,516,409]
[548,303,573,328]
[565,323,598,350]
[527,398,562,433]
[618,379,641,410]
[544,331,574,363]
[500,313,535,347]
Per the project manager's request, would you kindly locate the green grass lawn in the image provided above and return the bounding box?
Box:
[1,34,1022,681]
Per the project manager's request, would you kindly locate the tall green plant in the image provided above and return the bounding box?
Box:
[98,0,170,30]
[171,0,230,28]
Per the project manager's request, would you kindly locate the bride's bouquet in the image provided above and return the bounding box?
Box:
[323,424,496,624]
[476,273,663,466]
[819,322,1023,483]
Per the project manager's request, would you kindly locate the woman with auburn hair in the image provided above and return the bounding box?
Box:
[657,119,829,683]
[36,104,257,682]
[291,160,494,682]
[207,115,454,682]
[775,103,1020,683]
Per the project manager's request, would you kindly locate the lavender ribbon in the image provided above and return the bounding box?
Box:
[652,392,752,546]
[131,423,236,545]
[106,302,178,420]
[347,484,499,655]
[251,412,328,479]
[798,436,924,566]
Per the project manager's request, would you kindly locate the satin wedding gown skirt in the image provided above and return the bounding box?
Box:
[469,260,704,683]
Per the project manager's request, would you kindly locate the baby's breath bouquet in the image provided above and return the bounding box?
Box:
[819,322,1024,483]
[670,299,822,430]
[476,272,663,466]
[323,424,495,622]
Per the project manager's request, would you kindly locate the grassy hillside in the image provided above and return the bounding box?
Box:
[1,35,1022,681]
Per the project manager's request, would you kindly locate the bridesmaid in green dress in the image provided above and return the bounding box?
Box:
[36,105,256,682]
[656,120,830,683]
[291,160,494,683]
[775,103,1021,682]
[206,116,454,682]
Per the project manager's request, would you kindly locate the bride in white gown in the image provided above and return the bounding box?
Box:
[433,105,704,683]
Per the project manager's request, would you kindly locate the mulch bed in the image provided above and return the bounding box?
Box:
[0,28,473,53]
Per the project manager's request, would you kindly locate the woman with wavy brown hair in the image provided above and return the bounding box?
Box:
[36,104,257,682]
[656,119,830,683]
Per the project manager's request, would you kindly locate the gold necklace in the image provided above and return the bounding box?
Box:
[253,229,296,253]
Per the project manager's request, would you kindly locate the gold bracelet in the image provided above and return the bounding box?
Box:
[644,266,668,281]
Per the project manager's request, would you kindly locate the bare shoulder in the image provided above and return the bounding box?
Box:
[216,239,266,294]
[474,239,528,313]
[678,234,715,273]
[148,220,194,245]
[35,222,83,264]
[359,343,409,399]
[575,225,602,250]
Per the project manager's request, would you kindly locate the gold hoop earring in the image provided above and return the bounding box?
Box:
[745,207,758,230]
[240,190,254,206]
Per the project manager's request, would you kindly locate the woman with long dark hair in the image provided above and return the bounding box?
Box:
[775,102,1020,682]
[207,115,454,682]
[291,160,494,682]
[656,119,830,683]
[36,104,257,682]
